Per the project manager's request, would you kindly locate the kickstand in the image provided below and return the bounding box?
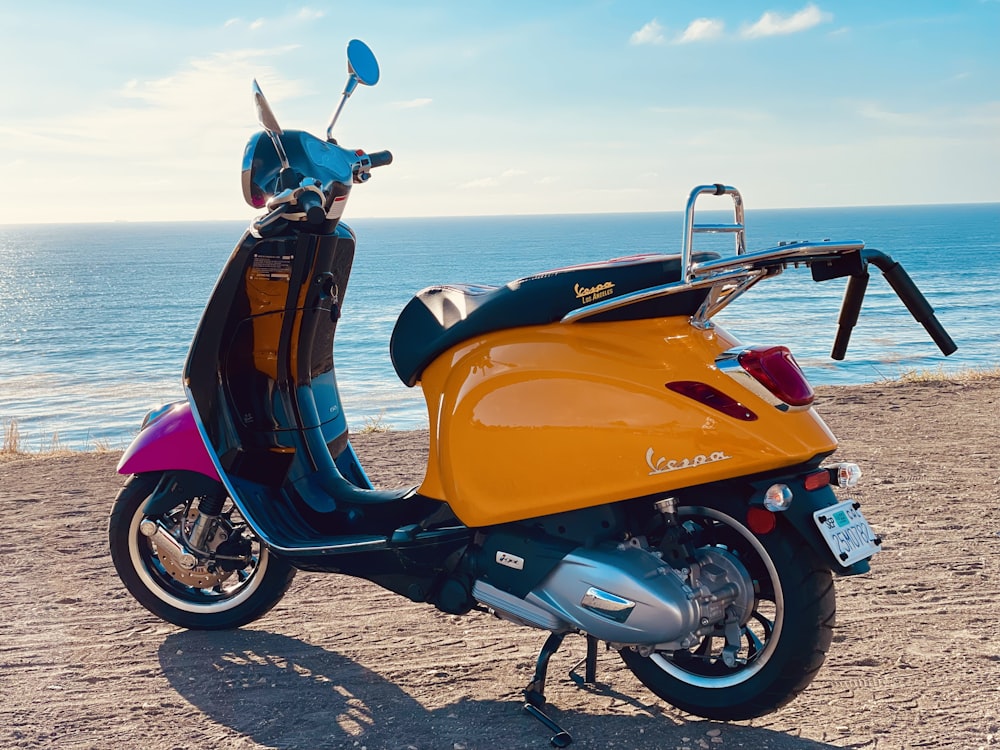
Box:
[568,634,599,688]
[523,632,573,748]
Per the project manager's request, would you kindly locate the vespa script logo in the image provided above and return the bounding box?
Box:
[646,447,732,476]
[575,280,615,305]
[496,551,525,571]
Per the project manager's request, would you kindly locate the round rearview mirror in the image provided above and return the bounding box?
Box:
[347,39,380,86]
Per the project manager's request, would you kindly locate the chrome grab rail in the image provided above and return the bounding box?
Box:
[682,184,746,282]
[561,237,865,325]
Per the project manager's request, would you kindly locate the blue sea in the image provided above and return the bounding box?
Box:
[1,203,997,450]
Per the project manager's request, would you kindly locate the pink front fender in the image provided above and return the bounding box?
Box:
[117,401,221,480]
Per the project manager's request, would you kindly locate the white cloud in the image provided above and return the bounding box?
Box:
[117,48,304,109]
[0,48,309,221]
[630,19,665,46]
[676,18,725,44]
[856,101,924,126]
[224,8,323,32]
[741,4,832,38]
[854,100,1000,131]
[390,98,433,109]
[295,8,325,22]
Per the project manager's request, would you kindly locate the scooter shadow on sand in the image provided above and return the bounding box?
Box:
[158,630,843,750]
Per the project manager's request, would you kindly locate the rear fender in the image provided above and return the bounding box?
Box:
[748,474,871,576]
[117,401,220,481]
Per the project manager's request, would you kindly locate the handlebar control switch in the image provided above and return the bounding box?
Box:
[352,150,373,183]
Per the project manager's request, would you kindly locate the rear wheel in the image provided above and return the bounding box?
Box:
[108,473,295,630]
[620,505,835,720]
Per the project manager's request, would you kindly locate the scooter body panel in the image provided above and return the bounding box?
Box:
[116,401,220,480]
[418,316,837,527]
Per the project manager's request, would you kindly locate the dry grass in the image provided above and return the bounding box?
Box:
[2,417,22,455]
[1,418,118,459]
[879,365,1000,384]
[357,412,393,434]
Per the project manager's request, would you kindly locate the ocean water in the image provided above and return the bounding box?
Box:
[1,203,997,450]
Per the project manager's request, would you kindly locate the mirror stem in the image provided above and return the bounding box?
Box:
[326,75,360,141]
[270,133,290,171]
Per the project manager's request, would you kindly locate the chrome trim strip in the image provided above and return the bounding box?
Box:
[716,348,785,409]
[716,347,813,413]
[560,240,865,325]
[689,240,865,277]
[581,587,636,623]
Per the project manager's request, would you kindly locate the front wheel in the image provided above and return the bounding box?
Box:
[620,505,835,720]
[109,472,295,630]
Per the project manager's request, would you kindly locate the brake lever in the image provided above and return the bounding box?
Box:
[251,203,290,238]
[252,180,327,237]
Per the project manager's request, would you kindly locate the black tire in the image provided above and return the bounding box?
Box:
[620,505,835,720]
[108,472,296,630]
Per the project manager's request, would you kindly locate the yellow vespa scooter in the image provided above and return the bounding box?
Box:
[109,40,956,745]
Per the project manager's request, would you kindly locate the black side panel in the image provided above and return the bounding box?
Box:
[184,224,438,550]
[185,226,354,471]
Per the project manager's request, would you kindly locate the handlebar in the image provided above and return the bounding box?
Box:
[864,249,957,356]
[368,150,393,168]
[297,190,326,225]
[831,271,869,360]
[831,248,957,360]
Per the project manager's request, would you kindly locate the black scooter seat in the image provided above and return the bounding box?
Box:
[389,252,719,386]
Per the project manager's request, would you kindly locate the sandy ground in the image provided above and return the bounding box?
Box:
[2,378,999,750]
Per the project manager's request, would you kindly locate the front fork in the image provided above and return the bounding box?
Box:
[139,470,230,571]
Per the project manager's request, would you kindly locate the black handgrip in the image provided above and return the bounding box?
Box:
[368,150,393,168]
[298,190,326,225]
[863,249,958,356]
[831,271,869,360]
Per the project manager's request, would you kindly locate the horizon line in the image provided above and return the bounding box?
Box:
[0,199,997,228]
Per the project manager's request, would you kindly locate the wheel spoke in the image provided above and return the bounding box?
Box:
[745,625,765,658]
[752,610,775,638]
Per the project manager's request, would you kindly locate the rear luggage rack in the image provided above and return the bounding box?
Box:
[561,183,956,360]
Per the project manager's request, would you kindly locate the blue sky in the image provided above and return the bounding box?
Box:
[1,1,997,223]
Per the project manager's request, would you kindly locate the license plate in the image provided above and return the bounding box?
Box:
[813,500,881,567]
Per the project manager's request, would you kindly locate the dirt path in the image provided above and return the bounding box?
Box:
[2,378,999,749]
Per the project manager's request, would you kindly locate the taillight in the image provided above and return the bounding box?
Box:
[737,345,814,407]
[666,381,758,421]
